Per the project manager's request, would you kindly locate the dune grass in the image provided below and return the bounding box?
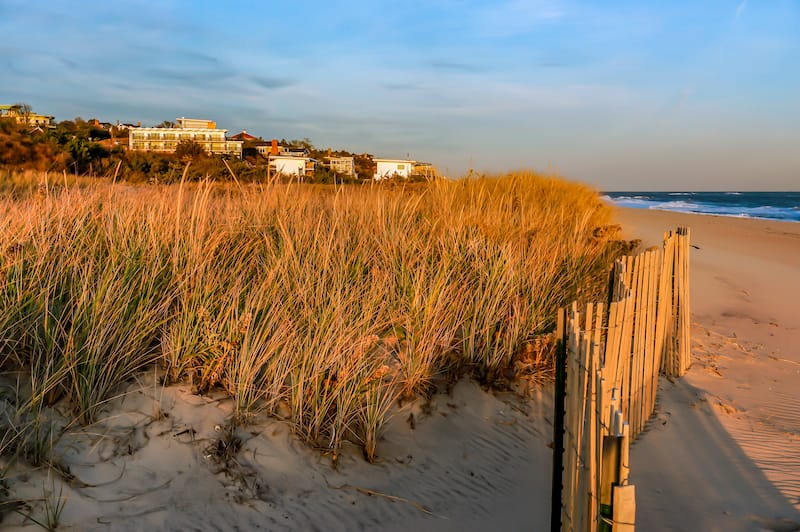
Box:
[0,171,627,465]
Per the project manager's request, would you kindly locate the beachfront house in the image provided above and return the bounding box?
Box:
[0,104,55,127]
[374,158,415,180]
[128,117,243,158]
[231,131,276,159]
[254,139,308,158]
[229,130,258,142]
[326,156,355,177]
[412,162,439,180]
[270,155,314,178]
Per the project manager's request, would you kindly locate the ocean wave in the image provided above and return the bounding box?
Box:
[603,194,650,202]
[604,196,800,222]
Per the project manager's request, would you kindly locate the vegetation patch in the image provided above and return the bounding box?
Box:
[0,171,630,486]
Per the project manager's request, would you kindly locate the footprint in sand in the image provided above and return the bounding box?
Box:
[711,399,739,416]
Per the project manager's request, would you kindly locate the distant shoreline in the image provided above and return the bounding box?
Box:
[605,202,800,223]
[603,191,800,223]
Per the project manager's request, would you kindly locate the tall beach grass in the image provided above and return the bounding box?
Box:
[0,171,627,464]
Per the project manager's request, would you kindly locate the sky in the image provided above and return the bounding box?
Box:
[1,0,799,190]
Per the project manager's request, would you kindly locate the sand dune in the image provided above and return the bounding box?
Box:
[5,376,555,531]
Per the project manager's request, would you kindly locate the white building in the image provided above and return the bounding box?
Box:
[270,155,313,178]
[327,156,355,177]
[374,158,415,180]
[128,117,243,157]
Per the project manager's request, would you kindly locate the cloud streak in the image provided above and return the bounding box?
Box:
[251,76,296,90]
[736,0,748,18]
[381,82,428,91]
[477,0,566,37]
[427,59,483,73]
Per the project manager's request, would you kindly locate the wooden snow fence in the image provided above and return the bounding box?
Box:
[551,227,691,531]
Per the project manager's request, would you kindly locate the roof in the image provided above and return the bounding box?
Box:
[374,158,416,164]
[270,154,308,160]
[230,130,257,141]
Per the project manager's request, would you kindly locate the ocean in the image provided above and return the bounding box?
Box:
[603,191,800,223]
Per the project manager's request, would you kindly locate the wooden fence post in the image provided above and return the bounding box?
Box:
[599,433,620,531]
[551,307,568,532]
[612,485,636,532]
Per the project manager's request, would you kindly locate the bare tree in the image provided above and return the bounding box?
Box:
[13,102,32,126]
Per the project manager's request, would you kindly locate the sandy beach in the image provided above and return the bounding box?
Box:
[616,207,800,531]
[4,206,800,531]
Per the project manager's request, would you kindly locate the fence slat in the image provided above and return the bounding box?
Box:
[551,308,567,532]
[632,253,647,433]
[612,485,636,532]
[681,228,692,373]
[646,249,661,417]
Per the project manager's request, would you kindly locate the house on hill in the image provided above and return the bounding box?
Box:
[373,158,415,180]
[229,130,258,142]
[254,139,309,158]
[128,117,243,157]
[412,162,439,180]
[269,155,314,178]
[231,131,273,159]
[0,104,55,127]
[88,118,115,130]
[374,158,439,180]
[325,156,355,177]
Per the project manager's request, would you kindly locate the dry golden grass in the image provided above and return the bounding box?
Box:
[0,170,626,463]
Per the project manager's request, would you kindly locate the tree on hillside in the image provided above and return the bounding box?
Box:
[110,125,130,139]
[284,138,315,152]
[13,102,32,126]
[51,118,94,143]
[89,126,111,141]
[354,154,375,180]
[175,139,206,160]
[156,120,176,128]
[0,116,23,134]
[66,137,109,174]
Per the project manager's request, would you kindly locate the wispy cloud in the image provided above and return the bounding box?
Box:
[144,60,237,85]
[538,61,570,68]
[660,87,695,116]
[736,0,748,18]
[381,82,427,91]
[145,68,234,85]
[251,76,296,90]
[477,0,566,37]
[58,57,78,69]
[426,59,482,73]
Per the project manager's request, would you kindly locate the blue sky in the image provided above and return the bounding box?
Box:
[1,0,798,189]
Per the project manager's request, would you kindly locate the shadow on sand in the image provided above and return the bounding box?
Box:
[631,377,800,532]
